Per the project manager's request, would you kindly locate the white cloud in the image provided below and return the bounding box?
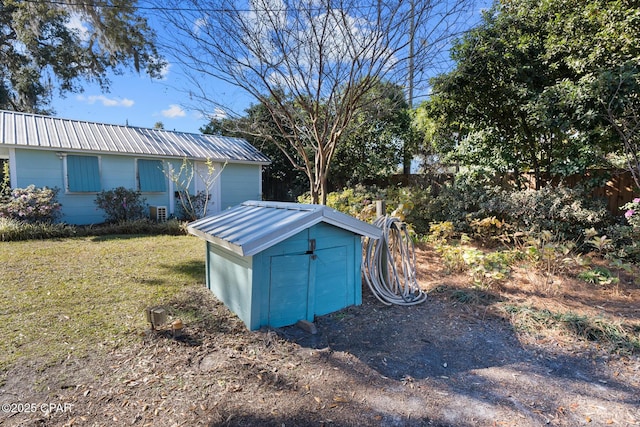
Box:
[158,61,171,80]
[161,104,186,118]
[66,13,90,42]
[193,16,208,35]
[206,108,227,121]
[77,95,134,107]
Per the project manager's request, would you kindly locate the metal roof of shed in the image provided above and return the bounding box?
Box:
[187,200,382,256]
[0,109,270,164]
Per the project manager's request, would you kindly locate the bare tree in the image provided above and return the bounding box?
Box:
[156,0,476,203]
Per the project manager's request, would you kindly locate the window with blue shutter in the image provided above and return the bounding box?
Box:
[67,155,101,192]
[138,159,166,192]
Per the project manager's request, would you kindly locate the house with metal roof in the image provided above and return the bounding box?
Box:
[188,200,382,330]
[0,110,270,224]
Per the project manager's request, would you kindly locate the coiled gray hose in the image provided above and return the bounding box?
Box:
[362,215,428,306]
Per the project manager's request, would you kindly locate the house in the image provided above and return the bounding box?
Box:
[187,200,382,330]
[0,110,270,224]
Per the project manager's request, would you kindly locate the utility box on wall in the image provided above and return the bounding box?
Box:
[187,200,382,330]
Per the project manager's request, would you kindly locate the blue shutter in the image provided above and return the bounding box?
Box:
[67,155,100,192]
[138,159,166,192]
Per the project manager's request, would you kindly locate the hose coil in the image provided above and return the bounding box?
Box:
[362,215,428,306]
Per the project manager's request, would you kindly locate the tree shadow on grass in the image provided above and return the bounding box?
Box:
[158,259,205,283]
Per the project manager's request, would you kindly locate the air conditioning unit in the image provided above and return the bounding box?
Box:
[149,205,168,222]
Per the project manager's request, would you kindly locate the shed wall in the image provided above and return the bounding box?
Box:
[206,241,256,329]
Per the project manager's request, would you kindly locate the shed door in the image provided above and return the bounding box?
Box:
[268,254,311,328]
[314,246,348,316]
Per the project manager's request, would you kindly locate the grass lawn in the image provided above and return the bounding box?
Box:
[0,234,205,371]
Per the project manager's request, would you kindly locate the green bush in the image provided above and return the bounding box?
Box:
[94,187,147,223]
[300,171,614,247]
[0,185,61,223]
[299,184,434,235]
[622,198,640,229]
[604,223,640,263]
[0,217,188,241]
[418,170,505,231]
[496,186,611,241]
[0,217,75,241]
[422,172,612,242]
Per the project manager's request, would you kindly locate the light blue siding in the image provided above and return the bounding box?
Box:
[14,149,63,188]
[12,149,172,224]
[268,254,311,327]
[220,164,262,208]
[314,246,349,316]
[206,241,256,329]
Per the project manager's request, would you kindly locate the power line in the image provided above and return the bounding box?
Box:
[19,0,383,14]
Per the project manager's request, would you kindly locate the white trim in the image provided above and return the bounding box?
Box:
[3,148,17,188]
[168,163,175,215]
[258,165,263,200]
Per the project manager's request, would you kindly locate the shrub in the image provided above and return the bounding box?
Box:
[0,217,188,241]
[0,185,61,223]
[95,187,147,223]
[496,186,612,242]
[299,184,434,235]
[83,218,188,237]
[605,223,640,263]
[0,217,75,241]
[174,190,210,221]
[424,175,612,242]
[419,170,505,231]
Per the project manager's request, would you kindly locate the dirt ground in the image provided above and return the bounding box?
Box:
[1,245,639,426]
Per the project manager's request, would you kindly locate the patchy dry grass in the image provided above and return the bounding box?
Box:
[1,239,639,426]
[501,304,640,354]
[0,235,205,371]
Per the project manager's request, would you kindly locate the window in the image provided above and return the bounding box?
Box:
[67,155,101,192]
[137,159,166,192]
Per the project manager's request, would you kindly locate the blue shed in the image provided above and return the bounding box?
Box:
[187,200,382,330]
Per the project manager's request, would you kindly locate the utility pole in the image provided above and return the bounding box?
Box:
[403,0,415,177]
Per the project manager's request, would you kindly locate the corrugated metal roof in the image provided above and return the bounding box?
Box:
[0,109,270,164]
[187,200,382,256]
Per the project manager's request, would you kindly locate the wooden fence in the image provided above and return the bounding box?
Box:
[522,170,638,216]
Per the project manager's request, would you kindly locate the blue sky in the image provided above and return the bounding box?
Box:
[51,65,254,134]
[50,1,490,135]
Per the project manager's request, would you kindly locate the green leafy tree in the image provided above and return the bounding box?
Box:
[421,0,637,187]
[0,0,164,113]
[330,81,412,189]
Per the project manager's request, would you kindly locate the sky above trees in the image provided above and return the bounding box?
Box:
[35,0,488,132]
